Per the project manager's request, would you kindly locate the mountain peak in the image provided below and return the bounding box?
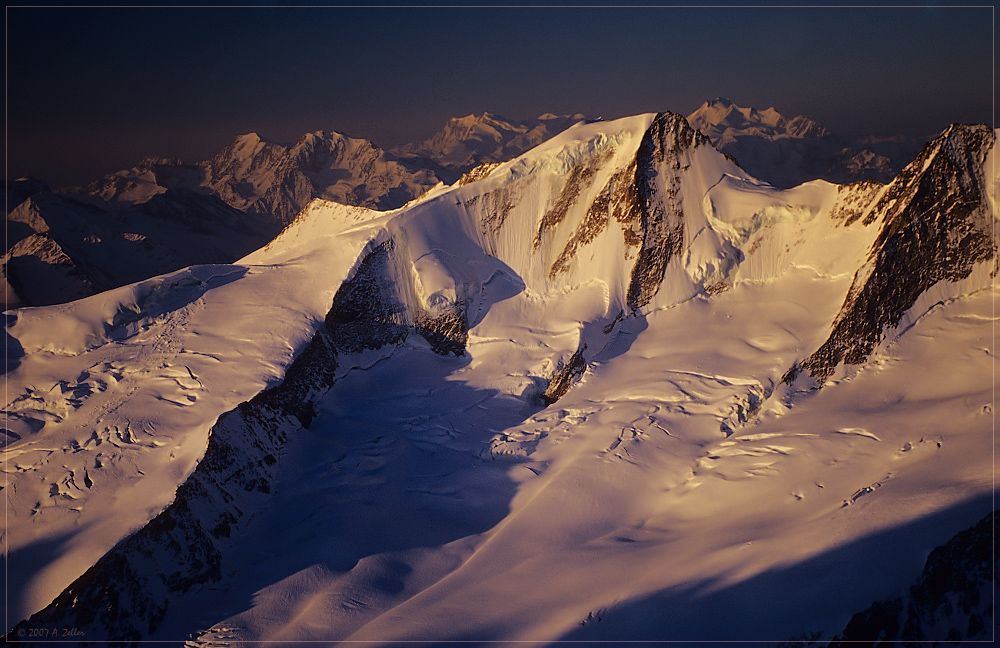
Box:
[234,132,262,145]
[688,99,833,140]
[704,97,735,108]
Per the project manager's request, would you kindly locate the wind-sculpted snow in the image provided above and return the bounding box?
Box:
[2,200,386,628]
[3,113,996,646]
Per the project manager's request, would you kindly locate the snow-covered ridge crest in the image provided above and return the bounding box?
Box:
[324,110,863,366]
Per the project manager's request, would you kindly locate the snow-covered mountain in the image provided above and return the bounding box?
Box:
[391,111,588,171]
[70,131,451,227]
[3,111,996,645]
[9,104,922,312]
[688,98,925,188]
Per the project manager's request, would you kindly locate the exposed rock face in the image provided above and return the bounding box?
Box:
[828,511,996,645]
[623,112,706,311]
[3,377,297,643]
[798,124,995,381]
[535,148,616,251]
[829,180,884,223]
[324,241,409,354]
[541,344,588,405]
[415,308,468,357]
[538,111,708,401]
[457,161,502,186]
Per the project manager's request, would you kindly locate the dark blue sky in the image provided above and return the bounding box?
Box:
[6,5,994,188]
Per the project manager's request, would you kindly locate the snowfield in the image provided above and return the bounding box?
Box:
[3,111,996,645]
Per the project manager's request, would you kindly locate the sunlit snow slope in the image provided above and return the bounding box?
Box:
[4,112,996,645]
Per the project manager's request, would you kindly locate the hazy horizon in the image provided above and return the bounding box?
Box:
[6,5,993,188]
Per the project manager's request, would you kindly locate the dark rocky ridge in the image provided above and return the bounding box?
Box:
[534,147,616,251]
[457,161,502,186]
[6,114,718,639]
[828,510,996,645]
[792,124,995,381]
[541,344,588,405]
[537,111,709,403]
[623,112,707,312]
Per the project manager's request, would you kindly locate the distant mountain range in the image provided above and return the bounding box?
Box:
[4,103,929,309]
[688,98,925,188]
[63,112,592,227]
[391,112,588,171]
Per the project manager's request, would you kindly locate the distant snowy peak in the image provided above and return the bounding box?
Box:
[687,98,923,187]
[200,128,448,224]
[69,129,451,229]
[69,157,204,209]
[6,176,51,214]
[688,97,833,142]
[392,111,589,170]
[66,112,591,229]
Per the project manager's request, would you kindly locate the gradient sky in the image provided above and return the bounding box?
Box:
[6,4,994,188]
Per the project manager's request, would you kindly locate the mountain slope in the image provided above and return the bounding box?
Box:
[67,114,588,233]
[200,130,448,224]
[829,510,996,645]
[3,112,995,645]
[11,117,583,309]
